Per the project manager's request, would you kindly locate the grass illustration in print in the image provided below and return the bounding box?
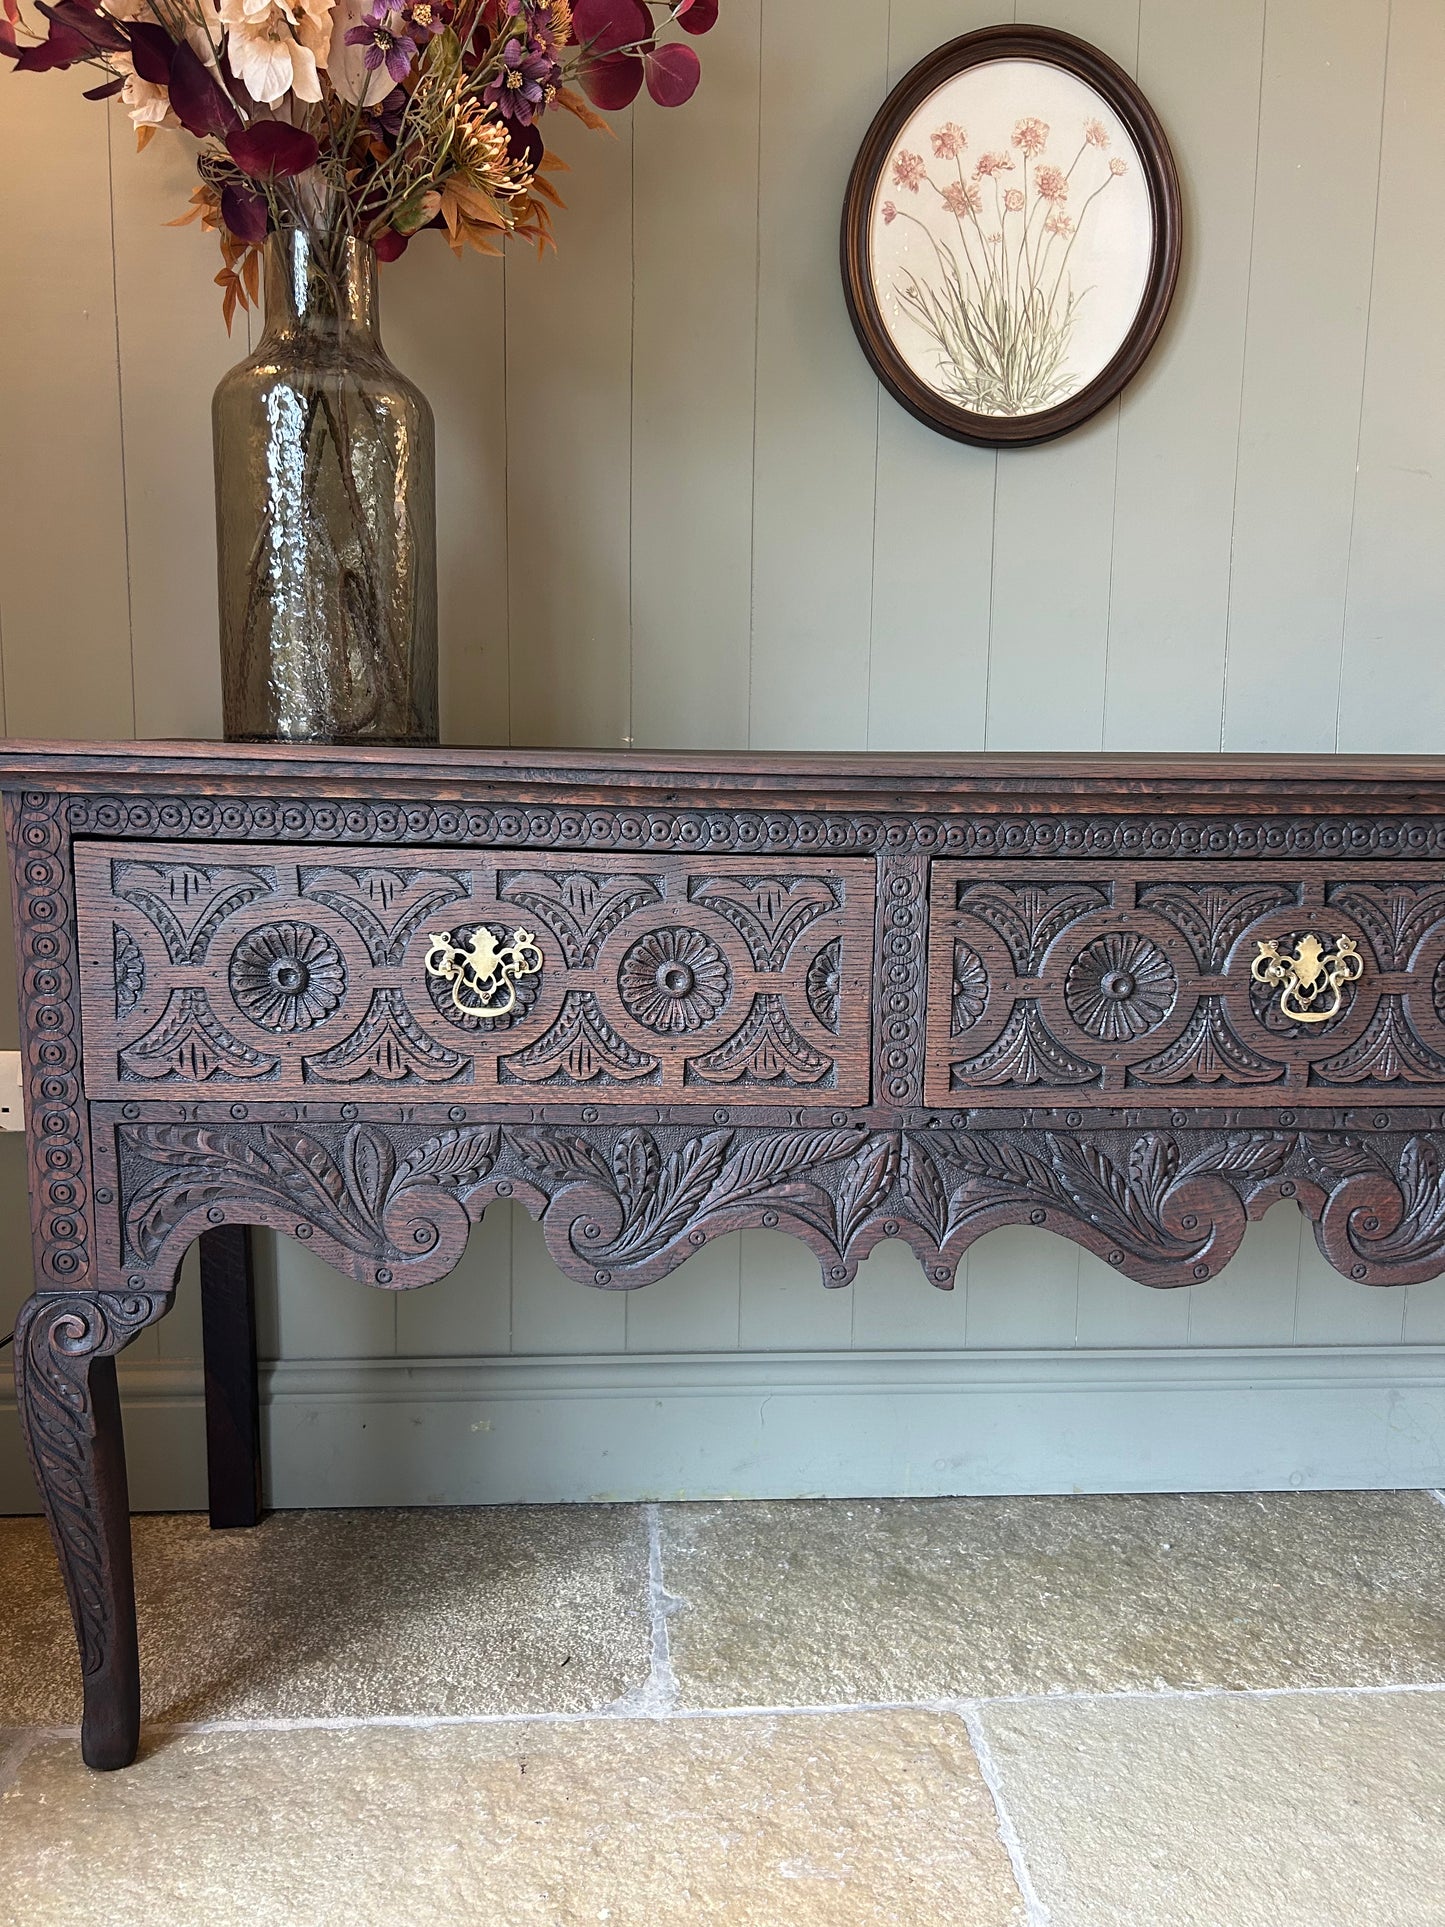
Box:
[881,111,1131,416]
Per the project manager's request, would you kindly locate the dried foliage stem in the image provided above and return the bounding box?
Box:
[3,0,714,323]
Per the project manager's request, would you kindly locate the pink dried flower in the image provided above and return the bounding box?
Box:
[1045,211,1074,236]
[881,199,897,224]
[1033,163,1068,203]
[1109,156,1128,176]
[942,178,981,217]
[973,150,1014,178]
[1003,187,1024,213]
[892,149,926,193]
[931,121,967,159]
[1084,117,1109,148]
[1012,115,1048,157]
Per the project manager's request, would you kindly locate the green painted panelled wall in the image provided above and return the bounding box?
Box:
[3,0,1445,1509]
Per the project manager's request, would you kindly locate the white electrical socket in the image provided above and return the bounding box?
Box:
[0,1052,24,1133]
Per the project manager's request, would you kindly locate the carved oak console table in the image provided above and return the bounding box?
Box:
[9,739,1445,1768]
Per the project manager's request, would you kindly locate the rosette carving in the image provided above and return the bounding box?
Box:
[229,921,347,1032]
[950,941,988,1035]
[618,927,731,1033]
[1064,932,1177,1041]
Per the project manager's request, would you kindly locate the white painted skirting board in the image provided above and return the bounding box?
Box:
[5,1346,1445,1513]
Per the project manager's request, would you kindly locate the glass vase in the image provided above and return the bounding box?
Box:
[213,229,438,745]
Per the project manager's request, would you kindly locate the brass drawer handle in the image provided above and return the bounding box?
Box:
[1250,933,1362,1025]
[424,926,543,1019]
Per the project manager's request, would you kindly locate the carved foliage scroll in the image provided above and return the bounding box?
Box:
[14,1292,169,1676]
[103,1116,1445,1295]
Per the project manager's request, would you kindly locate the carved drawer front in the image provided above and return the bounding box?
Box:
[74,842,873,1104]
[925,859,1445,1108]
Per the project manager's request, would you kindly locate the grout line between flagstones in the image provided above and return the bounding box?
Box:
[959,1701,1052,1927]
[5,1675,1437,1747]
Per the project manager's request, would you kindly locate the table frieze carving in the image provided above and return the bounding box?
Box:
[94,1115,1445,1294]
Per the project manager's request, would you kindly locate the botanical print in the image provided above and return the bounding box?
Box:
[870,58,1151,418]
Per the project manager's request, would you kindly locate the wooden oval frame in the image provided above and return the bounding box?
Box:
[841,24,1182,448]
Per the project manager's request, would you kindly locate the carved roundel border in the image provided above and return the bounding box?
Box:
[64,794,1445,864]
[8,791,94,1288]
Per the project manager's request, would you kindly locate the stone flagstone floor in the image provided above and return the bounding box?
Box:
[3,1492,1445,1923]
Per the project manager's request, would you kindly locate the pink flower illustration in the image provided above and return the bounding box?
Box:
[892,148,926,193]
[1012,115,1048,157]
[1033,163,1068,203]
[882,93,1131,417]
[942,178,981,217]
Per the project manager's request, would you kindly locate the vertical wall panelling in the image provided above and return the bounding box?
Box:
[505,111,634,747]
[395,1197,514,1359]
[1075,1247,1191,1348]
[0,76,134,739]
[746,0,888,751]
[1335,0,1445,755]
[1102,0,1265,751]
[630,0,760,752]
[865,0,1001,755]
[850,1238,969,1351]
[388,247,511,747]
[1184,1199,1301,1350]
[624,1236,745,1354]
[960,1227,1081,1351]
[0,1141,32,1360]
[110,117,231,741]
[625,0,758,1339]
[1293,1231,1409,1349]
[261,1235,397,1363]
[738,1230,854,1350]
[1220,0,1390,751]
[509,1205,626,1355]
[981,0,1139,753]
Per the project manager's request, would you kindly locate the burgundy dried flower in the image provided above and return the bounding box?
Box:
[481,32,558,122]
[405,0,453,37]
[345,3,418,84]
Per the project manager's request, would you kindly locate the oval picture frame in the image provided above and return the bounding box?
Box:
[841,24,1181,448]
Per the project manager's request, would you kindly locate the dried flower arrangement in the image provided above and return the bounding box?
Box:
[1,0,714,323]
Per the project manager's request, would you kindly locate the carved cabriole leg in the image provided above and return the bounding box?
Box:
[14,1290,170,1771]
